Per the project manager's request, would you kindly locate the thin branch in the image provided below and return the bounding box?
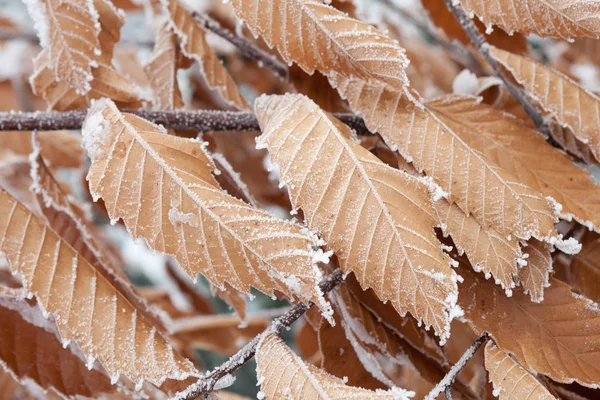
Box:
[192,12,289,81]
[425,333,489,400]
[445,386,453,400]
[0,109,371,136]
[174,268,344,400]
[441,0,553,137]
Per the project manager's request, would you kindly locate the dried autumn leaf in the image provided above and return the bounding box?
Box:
[0,189,198,389]
[161,0,250,110]
[229,0,412,92]
[255,334,412,399]
[560,231,600,303]
[328,73,560,244]
[255,93,460,343]
[41,0,101,94]
[0,130,83,169]
[490,46,600,163]
[518,239,553,302]
[455,0,600,39]
[144,23,185,110]
[82,98,332,320]
[484,342,556,399]
[427,95,600,232]
[459,263,600,388]
[0,295,127,398]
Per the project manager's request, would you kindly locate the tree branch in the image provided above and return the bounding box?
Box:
[425,333,489,400]
[441,0,553,137]
[174,268,344,400]
[0,109,371,136]
[192,12,289,81]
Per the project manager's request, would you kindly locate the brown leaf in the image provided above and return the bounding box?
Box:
[560,231,600,303]
[229,0,412,92]
[484,342,556,399]
[459,262,600,388]
[144,22,185,110]
[255,334,410,399]
[255,93,460,343]
[82,98,332,320]
[161,0,250,110]
[455,0,600,39]
[490,46,600,164]
[518,239,553,302]
[329,73,560,243]
[0,130,83,169]
[0,189,199,390]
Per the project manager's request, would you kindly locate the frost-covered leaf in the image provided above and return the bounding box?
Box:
[517,239,553,303]
[428,95,600,232]
[41,0,101,94]
[484,342,556,400]
[0,189,198,390]
[459,263,600,388]
[255,334,413,399]
[329,73,561,243]
[434,199,522,294]
[0,295,130,398]
[490,46,600,163]
[0,130,83,169]
[161,0,250,110]
[455,0,600,39]
[561,231,600,303]
[82,98,332,320]
[229,0,412,92]
[30,145,168,331]
[144,22,185,110]
[255,93,460,343]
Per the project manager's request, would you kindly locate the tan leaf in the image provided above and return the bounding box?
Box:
[161,0,250,110]
[518,239,553,302]
[490,46,600,163]
[211,282,248,320]
[561,231,600,303]
[229,0,412,93]
[256,93,461,342]
[0,295,126,398]
[0,189,198,390]
[255,334,411,399]
[170,313,268,355]
[94,0,125,64]
[434,199,522,294]
[82,98,332,320]
[328,73,560,244]
[455,0,600,39]
[144,22,185,110]
[459,263,600,388]
[30,145,168,331]
[0,130,83,169]
[484,342,556,399]
[427,95,600,232]
[41,0,101,94]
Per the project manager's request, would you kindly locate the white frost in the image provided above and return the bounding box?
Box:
[452,69,480,95]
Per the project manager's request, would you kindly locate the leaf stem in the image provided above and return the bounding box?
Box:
[425,333,489,400]
[174,268,344,400]
[441,0,553,137]
[192,12,289,81]
[0,109,371,136]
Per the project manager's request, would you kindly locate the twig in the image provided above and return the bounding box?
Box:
[174,268,344,400]
[441,0,553,137]
[0,109,371,136]
[192,12,289,81]
[445,386,453,400]
[425,333,489,400]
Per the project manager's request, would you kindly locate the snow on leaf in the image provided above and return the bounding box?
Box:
[255,334,413,399]
[144,22,185,110]
[255,93,460,344]
[229,0,413,94]
[0,189,199,391]
[161,0,250,111]
[81,98,332,322]
[455,0,600,39]
[459,262,600,388]
[484,342,556,400]
[328,73,561,244]
[491,46,600,164]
